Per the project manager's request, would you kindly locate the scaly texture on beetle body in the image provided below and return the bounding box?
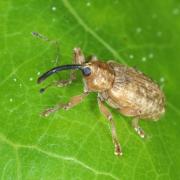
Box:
[38,47,165,156]
[98,61,165,120]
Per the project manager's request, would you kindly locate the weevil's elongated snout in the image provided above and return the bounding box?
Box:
[37,64,83,84]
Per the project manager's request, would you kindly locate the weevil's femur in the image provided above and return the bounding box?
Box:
[37,64,83,83]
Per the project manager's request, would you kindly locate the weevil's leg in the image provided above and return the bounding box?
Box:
[119,107,145,138]
[73,47,85,64]
[32,32,60,65]
[97,98,122,156]
[86,55,98,62]
[91,55,97,61]
[39,48,85,93]
[132,118,145,138]
[56,48,85,86]
[42,92,88,117]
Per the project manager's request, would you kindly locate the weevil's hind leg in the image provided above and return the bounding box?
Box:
[97,98,122,156]
[132,118,145,138]
[42,92,88,117]
[118,107,145,138]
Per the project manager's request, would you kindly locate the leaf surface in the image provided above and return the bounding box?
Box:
[0,0,180,179]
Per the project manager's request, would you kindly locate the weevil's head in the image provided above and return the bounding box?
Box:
[81,61,115,92]
[37,61,114,92]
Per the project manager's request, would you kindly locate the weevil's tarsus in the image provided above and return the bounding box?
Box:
[32,32,49,41]
[117,105,146,138]
[132,118,145,138]
[32,32,60,65]
[97,98,122,156]
[41,107,57,117]
[41,92,88,117]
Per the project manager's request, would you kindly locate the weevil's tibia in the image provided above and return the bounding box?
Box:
[132,118,145,138]
[41,92,88,117]
[73,47,85,65]
[97,98,122,156]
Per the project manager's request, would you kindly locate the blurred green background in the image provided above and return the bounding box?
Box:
[0,0,180,179]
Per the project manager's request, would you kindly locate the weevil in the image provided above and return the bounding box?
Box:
[37,48,165,156]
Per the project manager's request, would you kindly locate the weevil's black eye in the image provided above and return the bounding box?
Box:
[82,67,91,76]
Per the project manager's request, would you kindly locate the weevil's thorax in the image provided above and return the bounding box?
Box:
[83,61,115,92]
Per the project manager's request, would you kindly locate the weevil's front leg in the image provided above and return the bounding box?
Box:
[86,55,98,62]
[32,32,60,64]
[56,48,85,87]
[97,98,122,156]
[132,118,145,138]
[42,92,88,117]
[39,48,85,93]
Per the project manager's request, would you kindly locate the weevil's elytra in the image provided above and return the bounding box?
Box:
[37,48,165,156]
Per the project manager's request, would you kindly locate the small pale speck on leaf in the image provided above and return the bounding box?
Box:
[86,2,91,7]
[160,77,165,83]
[13,78,17,82]
[114,0,119,4]
[29,77,33,81]
[172,8,179,15]
[142,57,147,62]
[148,53,154,59]
[136,27,142,33]
[152,13,157,19]
[9,98,13,102]
[157,31,162,37]
[52,6,57,11]
[37,72,41,76]
[129,54,134,59]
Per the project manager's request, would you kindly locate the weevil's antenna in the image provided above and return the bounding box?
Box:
[39,83,54,93]
[39,80,71,93]
[37,64,82,84]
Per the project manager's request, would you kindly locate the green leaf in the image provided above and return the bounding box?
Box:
[0,0,180,179]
